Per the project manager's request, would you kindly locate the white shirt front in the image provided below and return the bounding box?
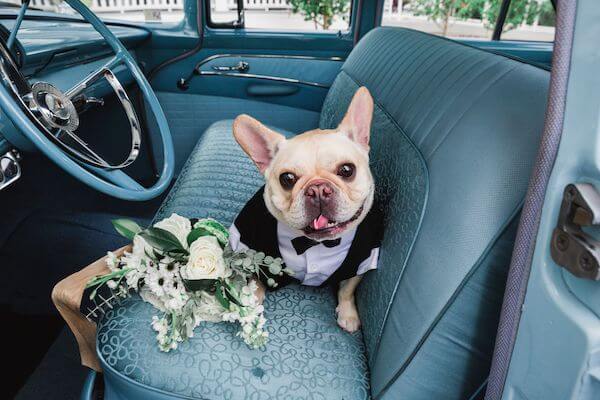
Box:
[229,222,379,286]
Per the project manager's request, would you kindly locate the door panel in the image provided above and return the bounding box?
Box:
[150,31,353,112]
[163,54,344,111]
[143,2,356,171]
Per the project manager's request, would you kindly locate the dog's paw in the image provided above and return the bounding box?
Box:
[336,302,361,333]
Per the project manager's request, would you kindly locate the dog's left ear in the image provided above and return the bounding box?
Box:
[338,87,374,150]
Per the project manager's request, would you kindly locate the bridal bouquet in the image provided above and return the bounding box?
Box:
[85,214,292,352]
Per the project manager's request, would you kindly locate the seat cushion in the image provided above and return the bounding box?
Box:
[98,286,369,400]
[98,119,371,399]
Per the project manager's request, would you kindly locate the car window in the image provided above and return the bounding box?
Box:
[24,0,184,23]
[496,0,555,41]
[381,0,555,42]
[208,0,351,32]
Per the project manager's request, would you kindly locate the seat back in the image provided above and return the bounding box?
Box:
[319,27,549,399]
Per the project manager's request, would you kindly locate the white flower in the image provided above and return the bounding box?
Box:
[107,280,118,289]
[132,235,153,258]
[181,236,230,280]
[105,251,119,272]
[154,213,192,248]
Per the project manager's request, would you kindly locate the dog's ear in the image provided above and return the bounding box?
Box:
[338,87,374,150]
[233,114,286,174]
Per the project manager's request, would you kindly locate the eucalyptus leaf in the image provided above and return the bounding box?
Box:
[268,263,282,275]
[139,227,186,253]
[253,252,265,262]
[112,219,142,240]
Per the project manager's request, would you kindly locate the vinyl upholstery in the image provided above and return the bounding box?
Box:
[97,27,549,399]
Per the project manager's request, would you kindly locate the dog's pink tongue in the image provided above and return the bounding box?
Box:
[312,215,329,230]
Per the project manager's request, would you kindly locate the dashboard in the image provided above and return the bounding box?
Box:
[0,9,150,187]
[0,9,150,190]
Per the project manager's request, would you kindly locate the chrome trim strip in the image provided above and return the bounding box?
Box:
[197,70,331,89]
[197,53,345,64]
[178,53,344,90]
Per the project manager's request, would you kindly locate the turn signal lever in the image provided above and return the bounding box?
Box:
[71,94,105,114]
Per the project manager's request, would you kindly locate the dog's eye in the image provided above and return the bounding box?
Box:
[279,172,297,189]
[337,163,355,179]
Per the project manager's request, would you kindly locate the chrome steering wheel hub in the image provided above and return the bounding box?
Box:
[30,82,79,131]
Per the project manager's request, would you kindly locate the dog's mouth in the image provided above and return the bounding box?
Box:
[302,205,364,237]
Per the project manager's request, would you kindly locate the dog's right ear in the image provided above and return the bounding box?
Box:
[233,114,286,174]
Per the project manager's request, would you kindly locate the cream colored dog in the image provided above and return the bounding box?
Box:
[232,87,375,332]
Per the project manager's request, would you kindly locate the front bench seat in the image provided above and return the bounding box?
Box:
[96,28,549,399]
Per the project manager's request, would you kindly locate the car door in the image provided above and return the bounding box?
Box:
[485,0,600,399]
[143,0,373,170]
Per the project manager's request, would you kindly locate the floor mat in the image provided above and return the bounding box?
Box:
[15,328,89,400]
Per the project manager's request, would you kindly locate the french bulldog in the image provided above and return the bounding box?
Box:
[232,87,377,332]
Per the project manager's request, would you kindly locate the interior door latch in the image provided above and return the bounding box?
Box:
[551,183,600,280]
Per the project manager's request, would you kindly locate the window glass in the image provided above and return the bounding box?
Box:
[16,0,184,23]
[209,0,351,32]
[381,0,554,42]
[498,0,554,41]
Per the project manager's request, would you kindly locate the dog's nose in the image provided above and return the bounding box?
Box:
[305,182,334,205]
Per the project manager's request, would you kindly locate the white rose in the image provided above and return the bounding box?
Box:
[182,236,230,280]
[154,213,192,248]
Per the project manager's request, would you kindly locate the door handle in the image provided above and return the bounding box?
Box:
[211,61,249,73]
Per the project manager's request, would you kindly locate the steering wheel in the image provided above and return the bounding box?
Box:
[0,0,174,201]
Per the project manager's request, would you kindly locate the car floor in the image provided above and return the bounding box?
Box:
[1,155,165,398]
[14,328,91,400]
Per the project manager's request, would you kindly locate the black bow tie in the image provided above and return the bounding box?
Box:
[291,236,341,255]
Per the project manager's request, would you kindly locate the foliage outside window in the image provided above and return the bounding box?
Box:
[288,0,350,30]
[3,0,184,22]
[209,0,351,32]
[382,0,555,41]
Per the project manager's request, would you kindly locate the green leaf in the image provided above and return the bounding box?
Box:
[182,279,217,292]
[215,282,230,309]
[139,227,186,253]
[186,227,211,246]
[111,219,142,240]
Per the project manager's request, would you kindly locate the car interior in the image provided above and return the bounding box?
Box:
[0,0,560,399]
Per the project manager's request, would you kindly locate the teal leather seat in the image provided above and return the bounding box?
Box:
[97,28,549,399]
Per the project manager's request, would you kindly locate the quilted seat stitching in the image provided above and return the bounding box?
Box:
[416,58,506,149]
[424,63,521,161]
[338,71,431,379]
[373,203,524,399]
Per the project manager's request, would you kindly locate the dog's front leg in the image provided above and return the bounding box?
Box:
[336,276,362,333]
